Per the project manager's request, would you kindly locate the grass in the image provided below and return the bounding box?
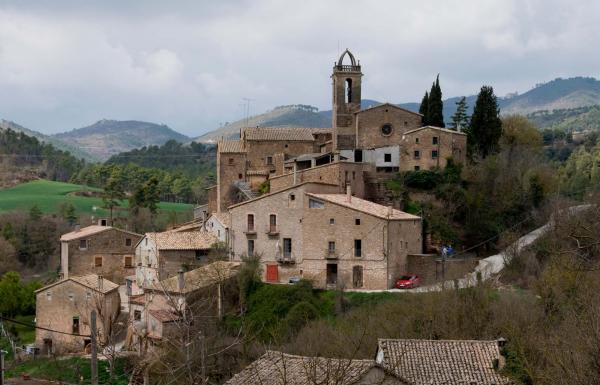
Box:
[0,180,193,216]
[6,356,131,384]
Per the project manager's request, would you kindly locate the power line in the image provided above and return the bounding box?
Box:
[0,315,90,338]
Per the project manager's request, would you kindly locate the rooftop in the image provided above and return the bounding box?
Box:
[377,339,511,385]
[145,230,218,250]
[60,225,141,242]
[355,102,423,117]
[306,193,421,220]
[225,351,375,385]
[36,274,119,295]
[404,125,468,136]
[243,127,329,142]
[148,309,181,323]
[149,260,240,294]
[210,211,231,228]
[218,140,246,153]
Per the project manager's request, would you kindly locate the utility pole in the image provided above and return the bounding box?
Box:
[0,349,6,385]
[91,310,98,385]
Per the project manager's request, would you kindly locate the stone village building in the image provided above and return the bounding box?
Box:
[208,49,467,213]
[228,182,421,290]
[35,274,121,355]
[60,223,143,284]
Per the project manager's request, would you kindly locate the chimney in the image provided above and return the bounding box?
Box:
[346,185,352,203]
[387,205,393,217]
[177,269,185,292]
[98,275,103,291]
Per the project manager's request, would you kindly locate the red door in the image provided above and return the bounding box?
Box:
[266,264,279,282]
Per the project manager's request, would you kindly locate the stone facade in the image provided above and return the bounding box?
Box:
[268,161,373,198]
[354,104,423,150]
[229,182,422,290]
[60,226,143,284]
[400,126,467,171]
[35,275,120,355]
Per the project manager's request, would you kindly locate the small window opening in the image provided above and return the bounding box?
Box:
[345,78,352,103]
[355,218,361,225]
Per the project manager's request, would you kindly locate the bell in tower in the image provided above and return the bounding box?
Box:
[331,49,362,150]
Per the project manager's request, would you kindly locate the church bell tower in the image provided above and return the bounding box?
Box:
[332,49,362,150]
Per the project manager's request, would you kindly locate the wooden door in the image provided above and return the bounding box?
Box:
[266,264,279,282]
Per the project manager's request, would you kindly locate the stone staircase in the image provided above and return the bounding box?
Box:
[233,180,258,200]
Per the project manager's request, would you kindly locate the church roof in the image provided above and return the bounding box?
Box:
[355,102,423,117]
[404,126,467,136]
[243,127,327,142]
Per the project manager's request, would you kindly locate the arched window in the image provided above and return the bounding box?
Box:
[345,78,352,104]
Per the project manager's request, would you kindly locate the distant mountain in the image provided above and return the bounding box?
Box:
[0,119,94,161]
[54,119,190,161]
[527,105,600,132]
[195,77,600,141]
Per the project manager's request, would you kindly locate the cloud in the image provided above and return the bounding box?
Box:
[0,0,599,136]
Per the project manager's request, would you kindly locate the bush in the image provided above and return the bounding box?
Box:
[404,170,443,190]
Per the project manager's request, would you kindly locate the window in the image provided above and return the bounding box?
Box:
[352,171,356,180]
[415,137,419,144]
[72,317,80,334]
[269,214,277,233]
[46,291,52,301]
[290,194,295,201]
[125,238,132,247]
[100,219,108,226]
[145,238,148,245]
[328,241,336,254]
[68,293,74,301]
[86,292,91,301]
[266,156,273,165]
[228,158,234,165]
[345,78,353,103]
[217,229,221,238]
[196,249,209,261]
[95,256,103,267]
[384,153,392,162]
[238,173,243,179]
[283,238,292,258]
[309,199,325,209]
[352,266,364,288]
[247,240,255,256]
[329,218,335,225]
[79,239,88,250]
[414,166,420,171]
[355,218,361,225]
[432,150,439,159]
[432,136,439,145]
[124,256,133,268]
[134,310,142,321]
[285,144,289,148]
[381,123,393,136]
[354,239,362,257]
[247,214,255,232]
[414,150,420,159]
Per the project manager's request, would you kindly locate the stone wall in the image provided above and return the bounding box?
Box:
[356,105,422,149]
[400,128,467,171]
[36,280,120,354]
[217,150,247,212]
[64,228,142,284]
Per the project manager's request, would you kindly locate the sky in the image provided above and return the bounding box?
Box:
[0,0,599,137]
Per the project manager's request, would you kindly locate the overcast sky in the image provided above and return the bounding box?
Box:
[0,0,599,137]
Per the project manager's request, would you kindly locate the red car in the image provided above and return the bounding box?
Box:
[395,275,421,289]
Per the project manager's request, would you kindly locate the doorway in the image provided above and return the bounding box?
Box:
[326,264,338,285]
[354,149,363,162]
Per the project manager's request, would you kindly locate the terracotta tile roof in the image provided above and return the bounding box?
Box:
[129,294,145,305]
[218,140,246,153]
[225,351,375,385]
[149,261,240,294]
[60,225,141,242]
[171,220,202,233]
[210,212,230,228]
[243,127,321,141]
[404,125,467,136]
[305,193,421,220]
[145,230,218,250]
[377,339,512,385]
[37,274,119,295]
[148,309,181,323]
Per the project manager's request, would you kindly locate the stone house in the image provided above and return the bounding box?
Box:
[229,182,421,290]
[127,261,240,351]
[35,274,120,355]
[134,230,219,288]
[400,126,468,171]
[225,338,512,384]
[59,225,143,284]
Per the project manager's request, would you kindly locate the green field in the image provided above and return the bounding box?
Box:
[0,180,193,216]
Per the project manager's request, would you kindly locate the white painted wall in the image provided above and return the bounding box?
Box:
[206,216,228,243]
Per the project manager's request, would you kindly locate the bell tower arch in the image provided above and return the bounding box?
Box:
[332,49,362,150]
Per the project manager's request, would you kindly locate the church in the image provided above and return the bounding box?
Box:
[207,49,466,213]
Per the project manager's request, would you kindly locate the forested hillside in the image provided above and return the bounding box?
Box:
[0,128,84,187]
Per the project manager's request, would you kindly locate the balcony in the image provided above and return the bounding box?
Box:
[326,250,339,260]
[334,64,361,72]
[276,252,296,264]
[244,227,257,236]
[265,226,279,236]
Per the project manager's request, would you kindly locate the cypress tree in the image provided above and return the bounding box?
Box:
[419,91,429,125]
[466,86,502,159]
[450,96,469,131]
[427,75,445,127]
